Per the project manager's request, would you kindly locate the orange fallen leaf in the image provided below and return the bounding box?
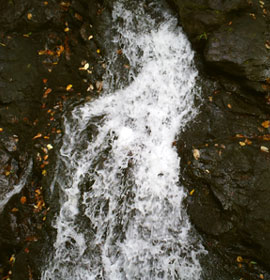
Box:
[27,13,32,20]
[56,45,64,56]
[260,274,264,279]
[11,208,19,212]
[43,78,48,84]
[20,196,27,204]
[227,104,232,109]
[66,84,73,91]
[262,120,270,128]
[74,13,83,21]
[0,128,3,132]
[32,133,42,139]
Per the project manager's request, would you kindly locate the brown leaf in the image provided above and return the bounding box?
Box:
[32,133,42,140]
[20,196,27,204]
[74,13,83,21]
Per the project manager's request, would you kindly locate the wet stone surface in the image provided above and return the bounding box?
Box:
[0,0,109,278]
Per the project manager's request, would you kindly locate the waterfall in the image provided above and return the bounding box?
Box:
[42,1,206,279]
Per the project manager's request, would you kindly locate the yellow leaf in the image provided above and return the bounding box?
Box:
[64,27,70,32]
[189,189,195,195]
[27,13,32,20]
[239,141,246,146]
[42,170,47,176]
[96,49,101,54]
[227,104,232,109]
[66,84,73,91]
[9,255,15,264]
[11,208,19,212]
[236,256,243,263]
[0,128,3,132]
[47,144,53,150]
[260,274,264,279]
[261,120,270,128]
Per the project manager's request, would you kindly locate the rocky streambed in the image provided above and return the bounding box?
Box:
[0,0,270,279]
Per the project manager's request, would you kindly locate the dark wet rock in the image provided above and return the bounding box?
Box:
[173,0,270,92]
[0,0,109,278]
[171,0,270,276]
[178,75,270,277]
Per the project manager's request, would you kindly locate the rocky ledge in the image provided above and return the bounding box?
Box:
[172,0,270,278]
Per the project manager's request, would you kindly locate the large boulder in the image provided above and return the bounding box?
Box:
[173,0,270,92]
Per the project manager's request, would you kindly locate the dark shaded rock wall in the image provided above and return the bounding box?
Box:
[0,0,109,278]
[172,0,270,277]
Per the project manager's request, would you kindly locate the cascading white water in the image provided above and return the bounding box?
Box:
[42,1,206,279]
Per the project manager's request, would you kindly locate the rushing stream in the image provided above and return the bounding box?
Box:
[42,0,206,279]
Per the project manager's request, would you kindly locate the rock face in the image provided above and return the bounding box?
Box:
[0,0,108,278]
[173,0,270,91]
[172,0,270,276]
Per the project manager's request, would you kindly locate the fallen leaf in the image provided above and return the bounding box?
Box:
[239,141,246,146]
[265,41,270,50]
[236,256,243,263]
[60,1,70,8]
[236,134,245,138]
[27,13,32,20]
[249,13,256,19]
[262,134,270,141]
[47,144,53,150]
[117,49,123,55]
[193,149,200,160]
[96,49,101,54]
[11,208,19,212]
[0,128,3,132]
[42,170,47,176]
[245,139,252,145]
[262,120,270,128]
[88,35,93,40]
[32,133,42,140]
[189,189,195,195]
[9,255,15,264]
[227,104,232,109]
[20,196,27,204]
[96,81,103,92]
[261,146,269,153]
[64,27,70,32]
[260,274,264,279]
[66,84,73,91]
[74,13,83,21]
[24,248,30,254]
